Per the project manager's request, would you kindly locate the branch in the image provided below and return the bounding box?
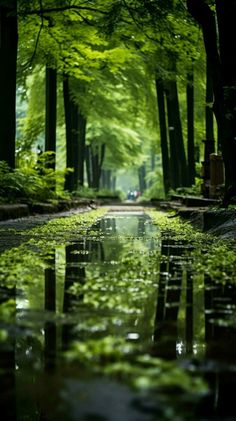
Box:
[25,0,44,69]
[122,0,144,30]
[186,0,221,80]
[19,5,108,17]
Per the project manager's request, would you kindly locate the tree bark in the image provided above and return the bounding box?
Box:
[85,145,92,187]
[155,78,170,195]
[78,111,86,187]
[90,143,105,189]
[165,86,180,189]
[138,164,147,193]
[205,57,215,143]
[112,175,116,192]
[187,68,195,185]
[63,75,83,192]
[71,101,79,190]
[63,76,74,191]
[101,169,112,189]
[91,146,99,189]
[215,0,236,203]
[45,66,57,171]
[0,1,18,168]
[165,78,188,188]
[187,0,236,205]
[169,80,188,187]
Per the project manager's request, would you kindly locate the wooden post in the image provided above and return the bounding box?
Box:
[209,153,225,198]
[200,139,215,197]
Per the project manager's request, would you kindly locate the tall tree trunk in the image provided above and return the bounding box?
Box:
[165,80,183,188]
[187,0,236,205]
[0,1,17,168]
[107,170,112,189]
[150,148,155,171]
[63,76,73,191]
[215,0,236,202]
[101,169,112,189]
[101,169,105,189]
[71,101,79,190]
[112,175,116,192]
[203,57,215,191]
[45,66,57,171]
[187,68,195,185]
[166,79,188,187]
[85,145,92,187]
[138,164,147,193]
[91,144,105,190]
[205,56,215,143]
[155,78,170,195]
[78,111,86,187]
[63,75,80,192]
[91,146,99,189]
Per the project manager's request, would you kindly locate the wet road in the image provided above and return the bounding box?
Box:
[1,207,236,420]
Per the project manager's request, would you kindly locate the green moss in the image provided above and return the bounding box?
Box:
[0,208,108,289]
[147,209,236,285]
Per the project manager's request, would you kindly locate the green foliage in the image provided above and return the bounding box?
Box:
[73,186,97,199]
[142,166,165,199]
[0,209,108,289]
[15,0,206,196]
[0,154,68,203]
[147,210,204,241]
[96,188,125,200]
[169,179,202,197]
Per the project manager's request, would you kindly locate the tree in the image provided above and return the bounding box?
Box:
[155,77,170,195]
[186,66,195,185]
[45,65,57,171]
[0,0,18,168]
[63,75,79,192]
[187,0,236,205]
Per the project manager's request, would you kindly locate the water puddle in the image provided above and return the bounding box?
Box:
[1,210,236,419]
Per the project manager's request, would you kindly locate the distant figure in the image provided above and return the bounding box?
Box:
[127,190,140,201]
[127,190,133,200]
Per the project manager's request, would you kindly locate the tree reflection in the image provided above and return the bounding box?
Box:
[153,240,183,359]
[62,242,86,350]
[0,287,16,421]
[44,252,56,371]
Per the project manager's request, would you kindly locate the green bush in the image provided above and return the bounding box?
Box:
[0,154,68,203]
[73,186,97,199]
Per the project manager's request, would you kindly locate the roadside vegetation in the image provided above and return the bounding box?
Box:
[148,209,236,284]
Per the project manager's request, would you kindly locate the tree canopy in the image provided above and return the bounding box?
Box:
[1,0,235,203]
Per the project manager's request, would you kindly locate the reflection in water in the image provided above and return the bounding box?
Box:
[152,237,236,418]
[44,252,56,370]
[2,212,236,418]
[0,287,16,421]
[62,242,86,349]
